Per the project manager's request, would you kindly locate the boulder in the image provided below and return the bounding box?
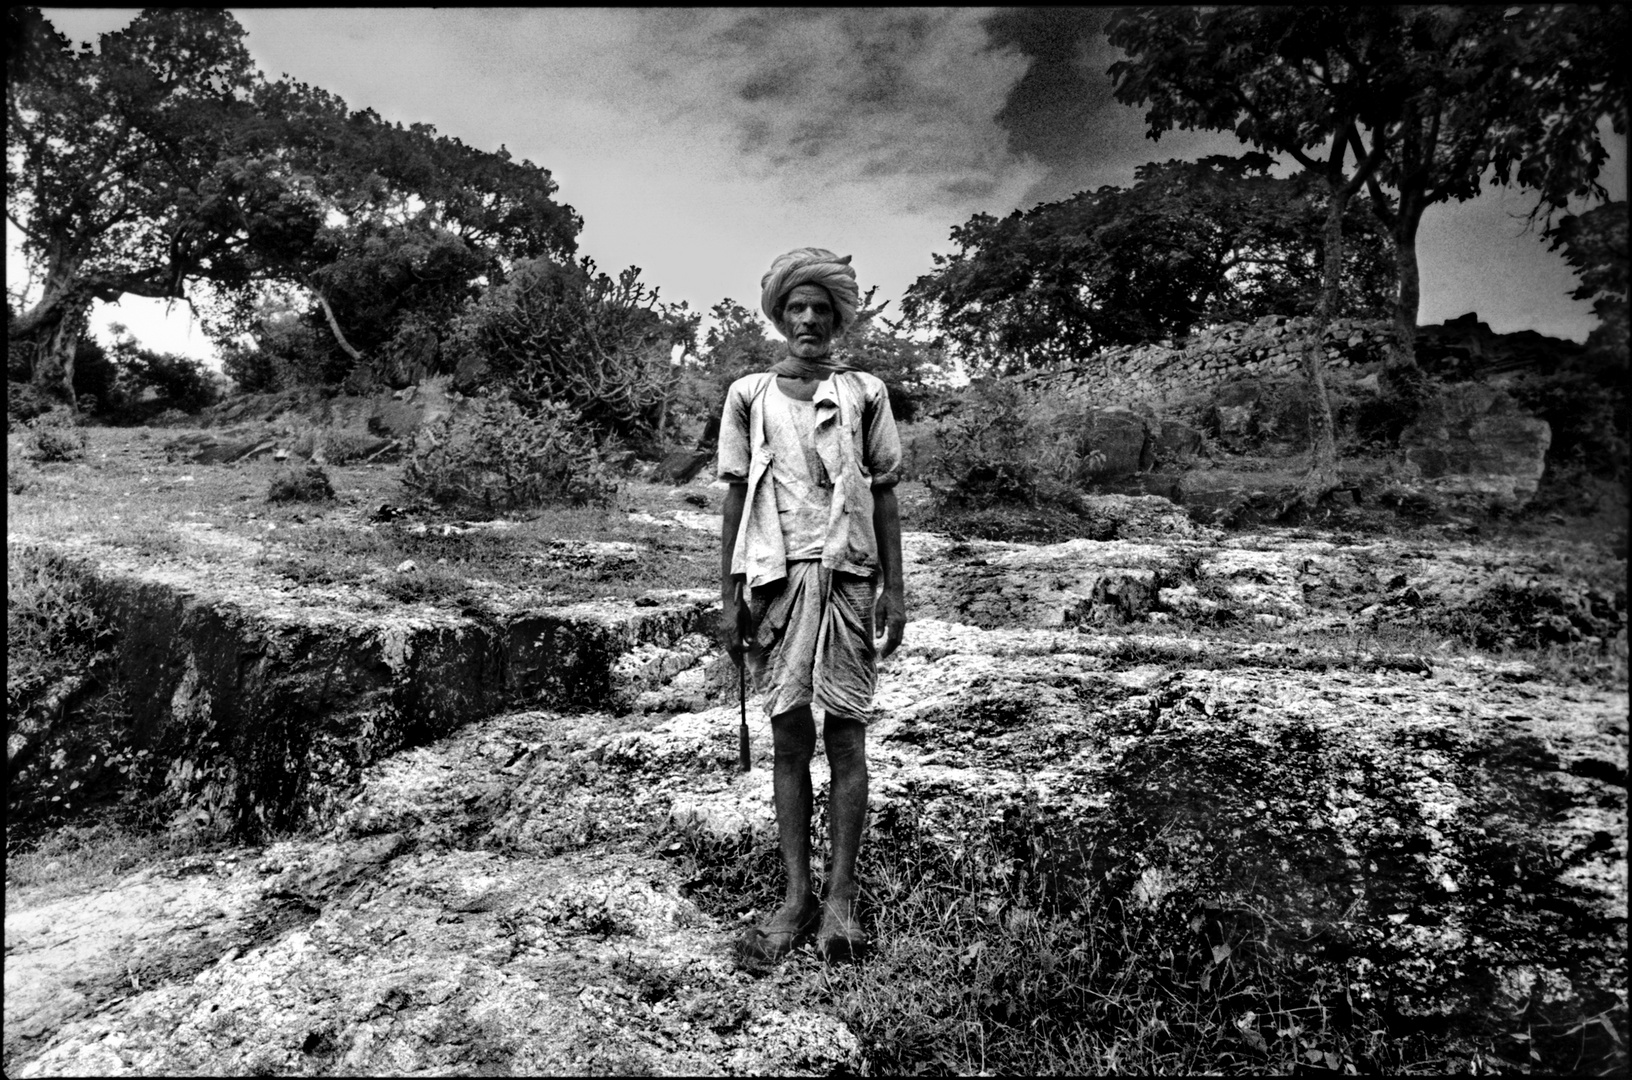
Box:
[163,432,278,465]
[1150,418,1203,466]
[367,377,459,443]
[658,448,713,485]
[1209,380,1264,446]
[1402,384,1551,507]
[1083,407,1152,476]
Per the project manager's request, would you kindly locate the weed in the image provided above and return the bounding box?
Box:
[3,810,222,912]
[267,465,335,503]
[375,561,474,605]
[28,412,87,462]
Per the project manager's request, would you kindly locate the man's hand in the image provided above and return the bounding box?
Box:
[874,585,905,660]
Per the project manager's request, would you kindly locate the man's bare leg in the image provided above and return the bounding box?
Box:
[819,713,869,955]
[763,705,818,938]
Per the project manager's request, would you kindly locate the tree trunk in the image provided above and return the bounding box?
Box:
[1389,189,1426,377]
[1299,183,1345,501]
[16,295,90,409]
[12,253,96,407]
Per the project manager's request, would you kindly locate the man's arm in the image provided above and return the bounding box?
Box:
[872,486,905,659]
[720,482,748,663]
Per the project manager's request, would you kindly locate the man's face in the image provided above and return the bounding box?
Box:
[779,283,837,359]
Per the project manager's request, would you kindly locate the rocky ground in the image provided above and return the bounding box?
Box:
[5,491,1627,1075]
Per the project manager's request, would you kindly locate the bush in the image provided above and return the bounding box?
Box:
[1351,366,1436,449]
[122,348,221,413]
[267,465,335,504]
[7,544,126,831]
[403,395,619,514]
[7,545,111,672]
[925,380,1086,511]
[220,314,332,394]
[455,256,696,450]
[7,379,56,429]
[1507,367,1629,485]
[71,334,123,414]
[27,410,87,462]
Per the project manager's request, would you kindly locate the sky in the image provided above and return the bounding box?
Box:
[12,7,1627,368]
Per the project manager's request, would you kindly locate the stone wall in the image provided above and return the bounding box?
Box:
[1017,315,1394,407]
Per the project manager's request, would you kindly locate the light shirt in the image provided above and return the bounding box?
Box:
[717,369,902,593]
[763,384,827,560]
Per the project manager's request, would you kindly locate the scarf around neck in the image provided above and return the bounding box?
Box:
[770,355,852,380]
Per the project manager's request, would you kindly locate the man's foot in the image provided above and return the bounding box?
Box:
[815,895,868,963]
[735,896,819,964]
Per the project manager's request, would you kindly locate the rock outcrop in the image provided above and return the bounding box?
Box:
[5,501,1626,1075]
[6,530,712,834]
[1401,383,1552,508]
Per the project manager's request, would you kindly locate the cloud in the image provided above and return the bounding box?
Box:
[616,9,1048,216]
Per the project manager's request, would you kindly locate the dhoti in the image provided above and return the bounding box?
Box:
[745,560,877,721]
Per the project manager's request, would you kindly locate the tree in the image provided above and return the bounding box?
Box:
[1552,200,1629,371]
[1508,200,1630,484]
[264,95,582,390]
[7,9,321,403]
[902,155,1394,376]
[1109,6,1406,497]
[7,8,579,403]
[1344,5,1627,374]
[835,288,949,423]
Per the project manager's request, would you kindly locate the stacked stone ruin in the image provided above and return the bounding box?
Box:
[1016,315,1394,406]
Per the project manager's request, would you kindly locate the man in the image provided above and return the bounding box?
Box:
[717,247,906,963]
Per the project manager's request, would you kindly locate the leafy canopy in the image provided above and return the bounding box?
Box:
[901,155,1393,375]
[7,7,579,398]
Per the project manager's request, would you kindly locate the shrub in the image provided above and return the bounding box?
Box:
[124,349,221,413]
[455,256,696,450]
[91,327,222,420]
[7,545,110,672]
[375,561,473,605]
[403,395,619,514]
[926,380,1085,510]
[1352,366,1436,448]
[1507,367,1629,485]
[267,465,335,504]
[27,410,87,462]
[7,379,57,429]
[220,316,331,394]
[7,544,127,831]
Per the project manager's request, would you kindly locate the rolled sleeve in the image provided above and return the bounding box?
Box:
[863,380,903,489]
[716,378,753,483]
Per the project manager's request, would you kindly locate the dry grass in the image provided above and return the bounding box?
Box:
[5,425,722,608]
[3,810,232,911]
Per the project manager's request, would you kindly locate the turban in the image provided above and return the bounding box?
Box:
[760,247,861,332]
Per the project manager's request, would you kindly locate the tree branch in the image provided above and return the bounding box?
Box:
[313,287,363,361]
[1228,85,1324,173]
[6,210,46,244]
[1348,127,1397,227]
[1339,123,1389,198]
